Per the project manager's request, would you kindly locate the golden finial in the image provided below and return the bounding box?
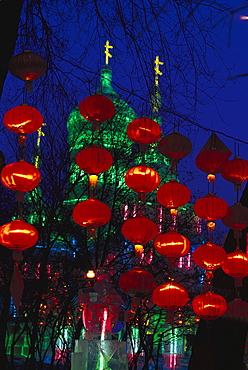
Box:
[104,40,113,65]
[35,123,46,168]
[153,56,163,86]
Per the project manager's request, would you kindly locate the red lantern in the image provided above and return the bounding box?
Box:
[221,203,248,230]
[125,165,160,196]
[221,157,248,184]
[222,250,248,278]
[223,299,248,324]
[4,105,43,135]
[72,198,111,228]
[1,161,40,192]
[121,215,158,245]
[195,149,229,175]
[79,94,115,123]
[119,267,156,298]
[8,50,47,81]
[192,291,227,320]
[127,117,161,144]
[152,282,189,310]
[193,242,226,271]
[194,193,228,221]
[156,180,191,209]
[0,219,38,251]
[154,231,190,259]
[158,131,192,159]
[76,145,113,174]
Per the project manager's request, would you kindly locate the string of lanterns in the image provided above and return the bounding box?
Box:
[72,91,248,327]
[0,50,47,311]
[3,49,248,325]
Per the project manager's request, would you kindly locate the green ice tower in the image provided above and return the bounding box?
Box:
[66,58,169,205]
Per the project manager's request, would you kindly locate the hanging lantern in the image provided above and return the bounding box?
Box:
[121,215,158,246]
[126,117,161,144]
[72,198,111,228]
[192,291,227,320]
[1,161,40,192]
[125,165,160,200]
[193,242,226,272]
[221,203,248,230]
[195,149,229,176]
[0,219,38,251]
[4,105,43,135]
[154,231,190,259]
[194,193,228,221]
[119,267,156,298]
[223,299,248,324]
[158,131,192,159]
[156,180,191,209]
[79,94,115,123]
[221,157,248,185]
[195,133,232,180]
[8,50,47,81]
[222,250,248,278]
[152,282,189,310]
[76,145,113,187]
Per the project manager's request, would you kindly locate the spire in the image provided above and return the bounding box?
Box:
[150,56,163,114]
[103,40,113,65]
[96,41,117,96]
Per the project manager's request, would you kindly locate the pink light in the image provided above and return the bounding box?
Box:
[145,249,153,264]
[158,206,163,223]
[101,307,108,339]
[169,354,177,369]
[187,253,192,268]
[196,217,202,233]
[178,257,183,269]
[54,349,67,361]
[47,264,52,279]
[35,263,41,279]
[123,204,129,220]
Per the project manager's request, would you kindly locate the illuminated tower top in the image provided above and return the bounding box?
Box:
[150,55,163,115]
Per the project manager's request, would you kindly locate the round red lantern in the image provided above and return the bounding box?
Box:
[158,131,192,159]
[152,282,189,310]
[76,145,113,174]
[1,161,40,192]
[0,219,38,251]
[221,203,248,230]
[119,267,156,298]
[72,198,111,228]
[195,149,229,175]
[221,157,248,184]
[154,231,190,259]
[193,242,226,271]
[223,299,248,324]
[222,250,248,278]
[156,180,191,209]
[125,165,160,196]
[127,117,161,144]
[79,94,115,123]
[8,50,47,81]
[194,193,228,221]
[4,105,43,135]
[121,215,158,245]
[192,291,227,320]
